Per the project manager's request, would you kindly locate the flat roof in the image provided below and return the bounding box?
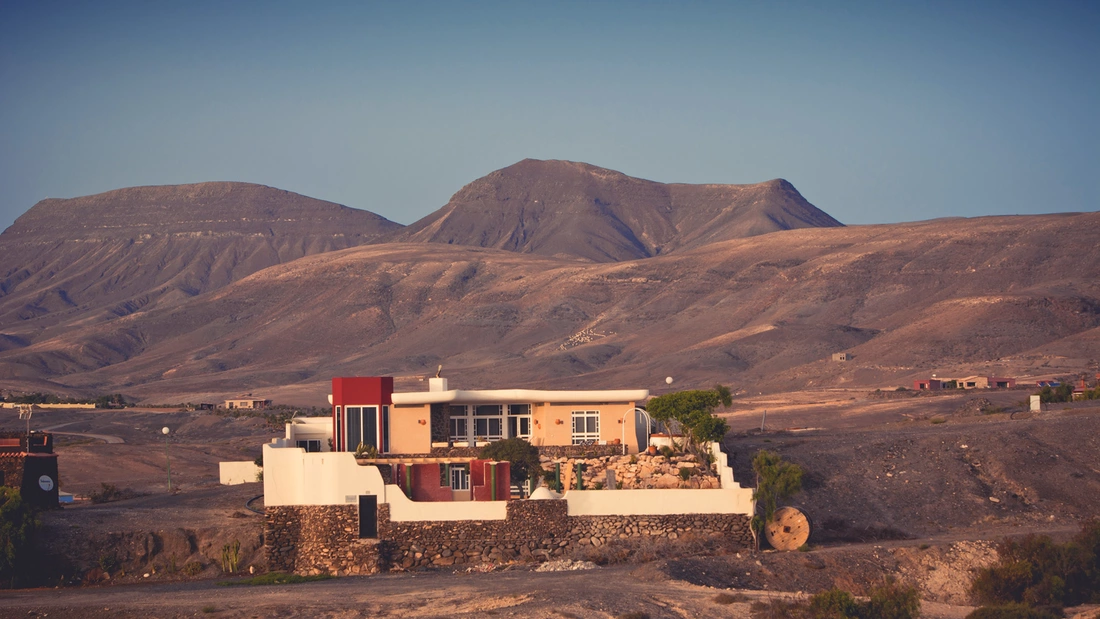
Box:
[391,388,649,406]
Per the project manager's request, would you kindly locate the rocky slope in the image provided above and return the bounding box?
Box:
[1,210,1096,403]
[0,182,401,390]
[396,159,842,262]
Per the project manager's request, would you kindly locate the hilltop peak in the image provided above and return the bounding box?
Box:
[400,160,841,262]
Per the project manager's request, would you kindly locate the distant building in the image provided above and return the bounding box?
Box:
[956,376,1016,389]
[832,352,852,362]
[224,396,271,410]
[914,379,942,390]
[1036,380,1061,388]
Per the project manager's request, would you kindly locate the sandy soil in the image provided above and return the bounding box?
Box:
[2,390,1097,618]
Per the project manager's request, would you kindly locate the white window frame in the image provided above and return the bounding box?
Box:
[571,410,600,444]
[450,465,469,491]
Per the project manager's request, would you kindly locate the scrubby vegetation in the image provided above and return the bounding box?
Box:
[749,580,920,619]
[0,488,40,588]
[968,519,1100,615]
[0,391,127,407]
[88,483,144,504]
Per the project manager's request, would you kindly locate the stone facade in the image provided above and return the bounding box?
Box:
[266,499,752,576]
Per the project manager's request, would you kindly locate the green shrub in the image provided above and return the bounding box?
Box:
[678,467,692,481]
[0,488,39,586]
[863,580,921,619]
[659,445,675,458]
[182,561,204,576]
[808,588,860,617]
[971,519,1100,610]
[480,438,541,485]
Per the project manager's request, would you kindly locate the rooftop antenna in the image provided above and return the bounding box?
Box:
[17,404,33,437]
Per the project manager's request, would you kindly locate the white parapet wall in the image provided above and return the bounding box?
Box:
[219,461,262,485]
[385,485,507,521]
[262,439,754,519]
[263,440,389,506]
[563,487,754,516]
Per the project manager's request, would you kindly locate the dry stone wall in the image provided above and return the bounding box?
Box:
[543,453,721,490]
[266,499,751,576]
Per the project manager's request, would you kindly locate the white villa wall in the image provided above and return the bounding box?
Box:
[263,437,754,518]
[219,461,262,485]
[385,485,507,521]
[263,440,388,506]
[285,418,333,450]
[563,487,753,516]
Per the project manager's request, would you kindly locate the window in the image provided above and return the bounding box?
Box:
[450,464,469,490]
[449,416,468,442]
[571,410,600,444]
[296,439,321,452]
[345,406,378,451]
[508,404,531,439]
[473,405,503,441]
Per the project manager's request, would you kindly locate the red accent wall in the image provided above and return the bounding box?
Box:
[471,460,510,502]
[399,464,454,502]
[396,461,511,502]
[332,377,393,407]
[331,377,393,452]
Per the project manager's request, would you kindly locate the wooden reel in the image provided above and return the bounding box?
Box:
[764,506,812,551]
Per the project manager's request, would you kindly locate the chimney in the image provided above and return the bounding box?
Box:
[429,377,448,392]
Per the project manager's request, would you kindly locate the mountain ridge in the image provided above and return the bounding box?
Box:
[395,159,842,262]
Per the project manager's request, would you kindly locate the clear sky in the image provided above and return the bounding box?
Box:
[1,1,1097,231]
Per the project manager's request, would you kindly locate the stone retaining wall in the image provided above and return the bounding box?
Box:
[266,500,751,576]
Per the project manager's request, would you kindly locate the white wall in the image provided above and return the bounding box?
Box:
[263,440,389,506]
[563,487,754,516]
[285,418,333,451]
[219,461,262,485]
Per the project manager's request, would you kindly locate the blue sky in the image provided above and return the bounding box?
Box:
[1,1,1097,231]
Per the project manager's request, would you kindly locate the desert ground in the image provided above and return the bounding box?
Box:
[1,388,1098,618]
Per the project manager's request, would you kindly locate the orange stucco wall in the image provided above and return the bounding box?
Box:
[389,404,430,453]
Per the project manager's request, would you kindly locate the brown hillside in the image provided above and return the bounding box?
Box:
[396,159,842,262]
[0,182,402,367]
[1,211,1096,403]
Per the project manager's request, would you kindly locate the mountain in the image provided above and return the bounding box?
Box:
[0,182,401,370]
[396,159,842,262]
[2,211,1097,404]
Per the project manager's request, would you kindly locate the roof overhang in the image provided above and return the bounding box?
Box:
[390,388,649,406]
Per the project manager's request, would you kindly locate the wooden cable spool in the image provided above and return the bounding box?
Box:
[764,506,812,551]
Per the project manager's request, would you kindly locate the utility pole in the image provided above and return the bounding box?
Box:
[162,427,172,492]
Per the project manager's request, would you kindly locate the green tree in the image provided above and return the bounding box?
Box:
[751,450,804,546]
[0,488,39,587]
[646,385,731,454]
[480,437,541,486]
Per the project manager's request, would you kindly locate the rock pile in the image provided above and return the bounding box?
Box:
[539,453,720,490]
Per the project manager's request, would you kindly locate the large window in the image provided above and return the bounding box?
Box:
[345,406,378,452]
[448,405,468,442]
[571,410,600,444]
[474,404,503,441]
[508,404,531,439]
